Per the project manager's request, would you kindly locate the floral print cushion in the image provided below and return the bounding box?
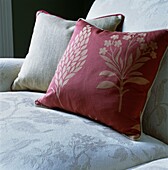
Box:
[36,19,168,140]
[86,0,168,144]
[0,92,168,170]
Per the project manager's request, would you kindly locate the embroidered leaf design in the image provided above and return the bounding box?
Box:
[105,62,120,75]
[127,54,133,67]
[135,47,141,60]
[115,47,122,64]
[130,63,145,71]
[119,57,123,69]
[125,54,133,72]
[97,81,115,89]
[99,70,116,77]
[137,57,150,62]
[55,25,91,104]
[129,72,143,76]
[125,77,149,85]
[101,55,113,63]
[97,32,158,112]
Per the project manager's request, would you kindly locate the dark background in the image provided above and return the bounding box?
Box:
[12,0,94,58]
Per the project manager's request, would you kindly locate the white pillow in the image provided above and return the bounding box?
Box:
[12,11,124,92]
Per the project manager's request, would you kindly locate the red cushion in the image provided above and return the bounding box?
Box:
[36,19,168,140]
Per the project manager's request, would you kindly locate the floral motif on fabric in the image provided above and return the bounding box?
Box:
[97,33,158,112]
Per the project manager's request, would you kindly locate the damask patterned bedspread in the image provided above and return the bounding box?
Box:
[0,92,168,170]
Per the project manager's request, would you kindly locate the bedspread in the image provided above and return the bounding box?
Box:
[0,92,168,170]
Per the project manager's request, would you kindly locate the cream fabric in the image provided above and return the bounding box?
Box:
[87,0,168,32]
[143,49,168,144]
[12,12,123,92]
[129,158,168,170]
[0,58,24,92]
[86,0,168,144]
[0,91,168,170]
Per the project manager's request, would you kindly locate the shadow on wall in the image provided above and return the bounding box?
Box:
[12,0,94,58]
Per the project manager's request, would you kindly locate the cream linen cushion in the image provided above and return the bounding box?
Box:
[143,49,168,144]
[12,11,123,92]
